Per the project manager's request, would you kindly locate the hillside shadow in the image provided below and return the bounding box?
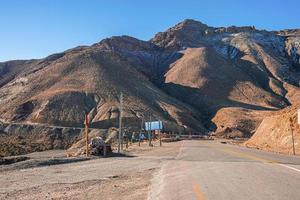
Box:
[163,82,282,131]
[159,45,288,130]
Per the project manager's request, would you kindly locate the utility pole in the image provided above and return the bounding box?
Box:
[149,114,152,146]
[289,117,296,155]
[118,92,123,153]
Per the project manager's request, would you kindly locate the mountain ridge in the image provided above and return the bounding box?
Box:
[1,19,300,137]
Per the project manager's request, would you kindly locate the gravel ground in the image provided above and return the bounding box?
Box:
[1,170,154,200]
[0,140,181,200]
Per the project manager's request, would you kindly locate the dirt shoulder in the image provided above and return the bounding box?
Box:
[0,140,181,200]
[2,170,154,200]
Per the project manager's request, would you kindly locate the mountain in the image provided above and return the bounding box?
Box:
[1,19,300,155]
[151,19,300,135]
[0,44,204,132]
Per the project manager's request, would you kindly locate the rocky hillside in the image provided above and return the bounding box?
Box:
[245,103,300,154]
[0,122,83,157]
[0,44,205,132]
[1,19,300,155]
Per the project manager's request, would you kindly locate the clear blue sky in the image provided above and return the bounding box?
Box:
[1,0,299,62]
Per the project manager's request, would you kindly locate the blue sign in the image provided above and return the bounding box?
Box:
[145,121,163,131]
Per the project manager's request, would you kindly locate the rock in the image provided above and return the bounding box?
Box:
[89,137,106,156]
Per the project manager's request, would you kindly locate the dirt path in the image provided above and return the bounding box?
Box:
[0,141,181,200]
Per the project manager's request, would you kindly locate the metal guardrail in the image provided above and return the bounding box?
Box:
[162,134,212,140]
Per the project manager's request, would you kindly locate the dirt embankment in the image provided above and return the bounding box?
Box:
[212,107,271,138]
[244,104,300,155]
[0,123,83,157]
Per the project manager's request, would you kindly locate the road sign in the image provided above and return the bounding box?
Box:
[298,109,300,124]
[145,121,163,131]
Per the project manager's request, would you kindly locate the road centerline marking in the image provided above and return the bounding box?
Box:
[214,145,300,174]
[217,146,277,164]
[194,183,206,200]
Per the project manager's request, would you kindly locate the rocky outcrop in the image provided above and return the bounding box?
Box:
[150,19,211,49]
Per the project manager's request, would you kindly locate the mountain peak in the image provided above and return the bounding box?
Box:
[174,19,209,30]
[150,19,210,49]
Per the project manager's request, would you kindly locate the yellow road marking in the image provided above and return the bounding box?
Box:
[213,144,300,174]
[194,183,206,200]
[218,147,277,164]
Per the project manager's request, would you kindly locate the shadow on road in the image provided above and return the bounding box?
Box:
[107,152,136,158]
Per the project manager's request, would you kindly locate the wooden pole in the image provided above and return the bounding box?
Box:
[159,130,162,147]
[289,118,296,155]
[85,113,89,157]
[124,130,128,149]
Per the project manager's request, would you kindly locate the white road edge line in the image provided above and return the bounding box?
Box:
[175,140,185,159]
[278,164,300,173]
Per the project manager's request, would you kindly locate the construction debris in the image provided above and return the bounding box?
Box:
[89,137,111,156]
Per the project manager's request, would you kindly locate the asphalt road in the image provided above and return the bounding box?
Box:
[1,140,299,200]
[148,140,300,200]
